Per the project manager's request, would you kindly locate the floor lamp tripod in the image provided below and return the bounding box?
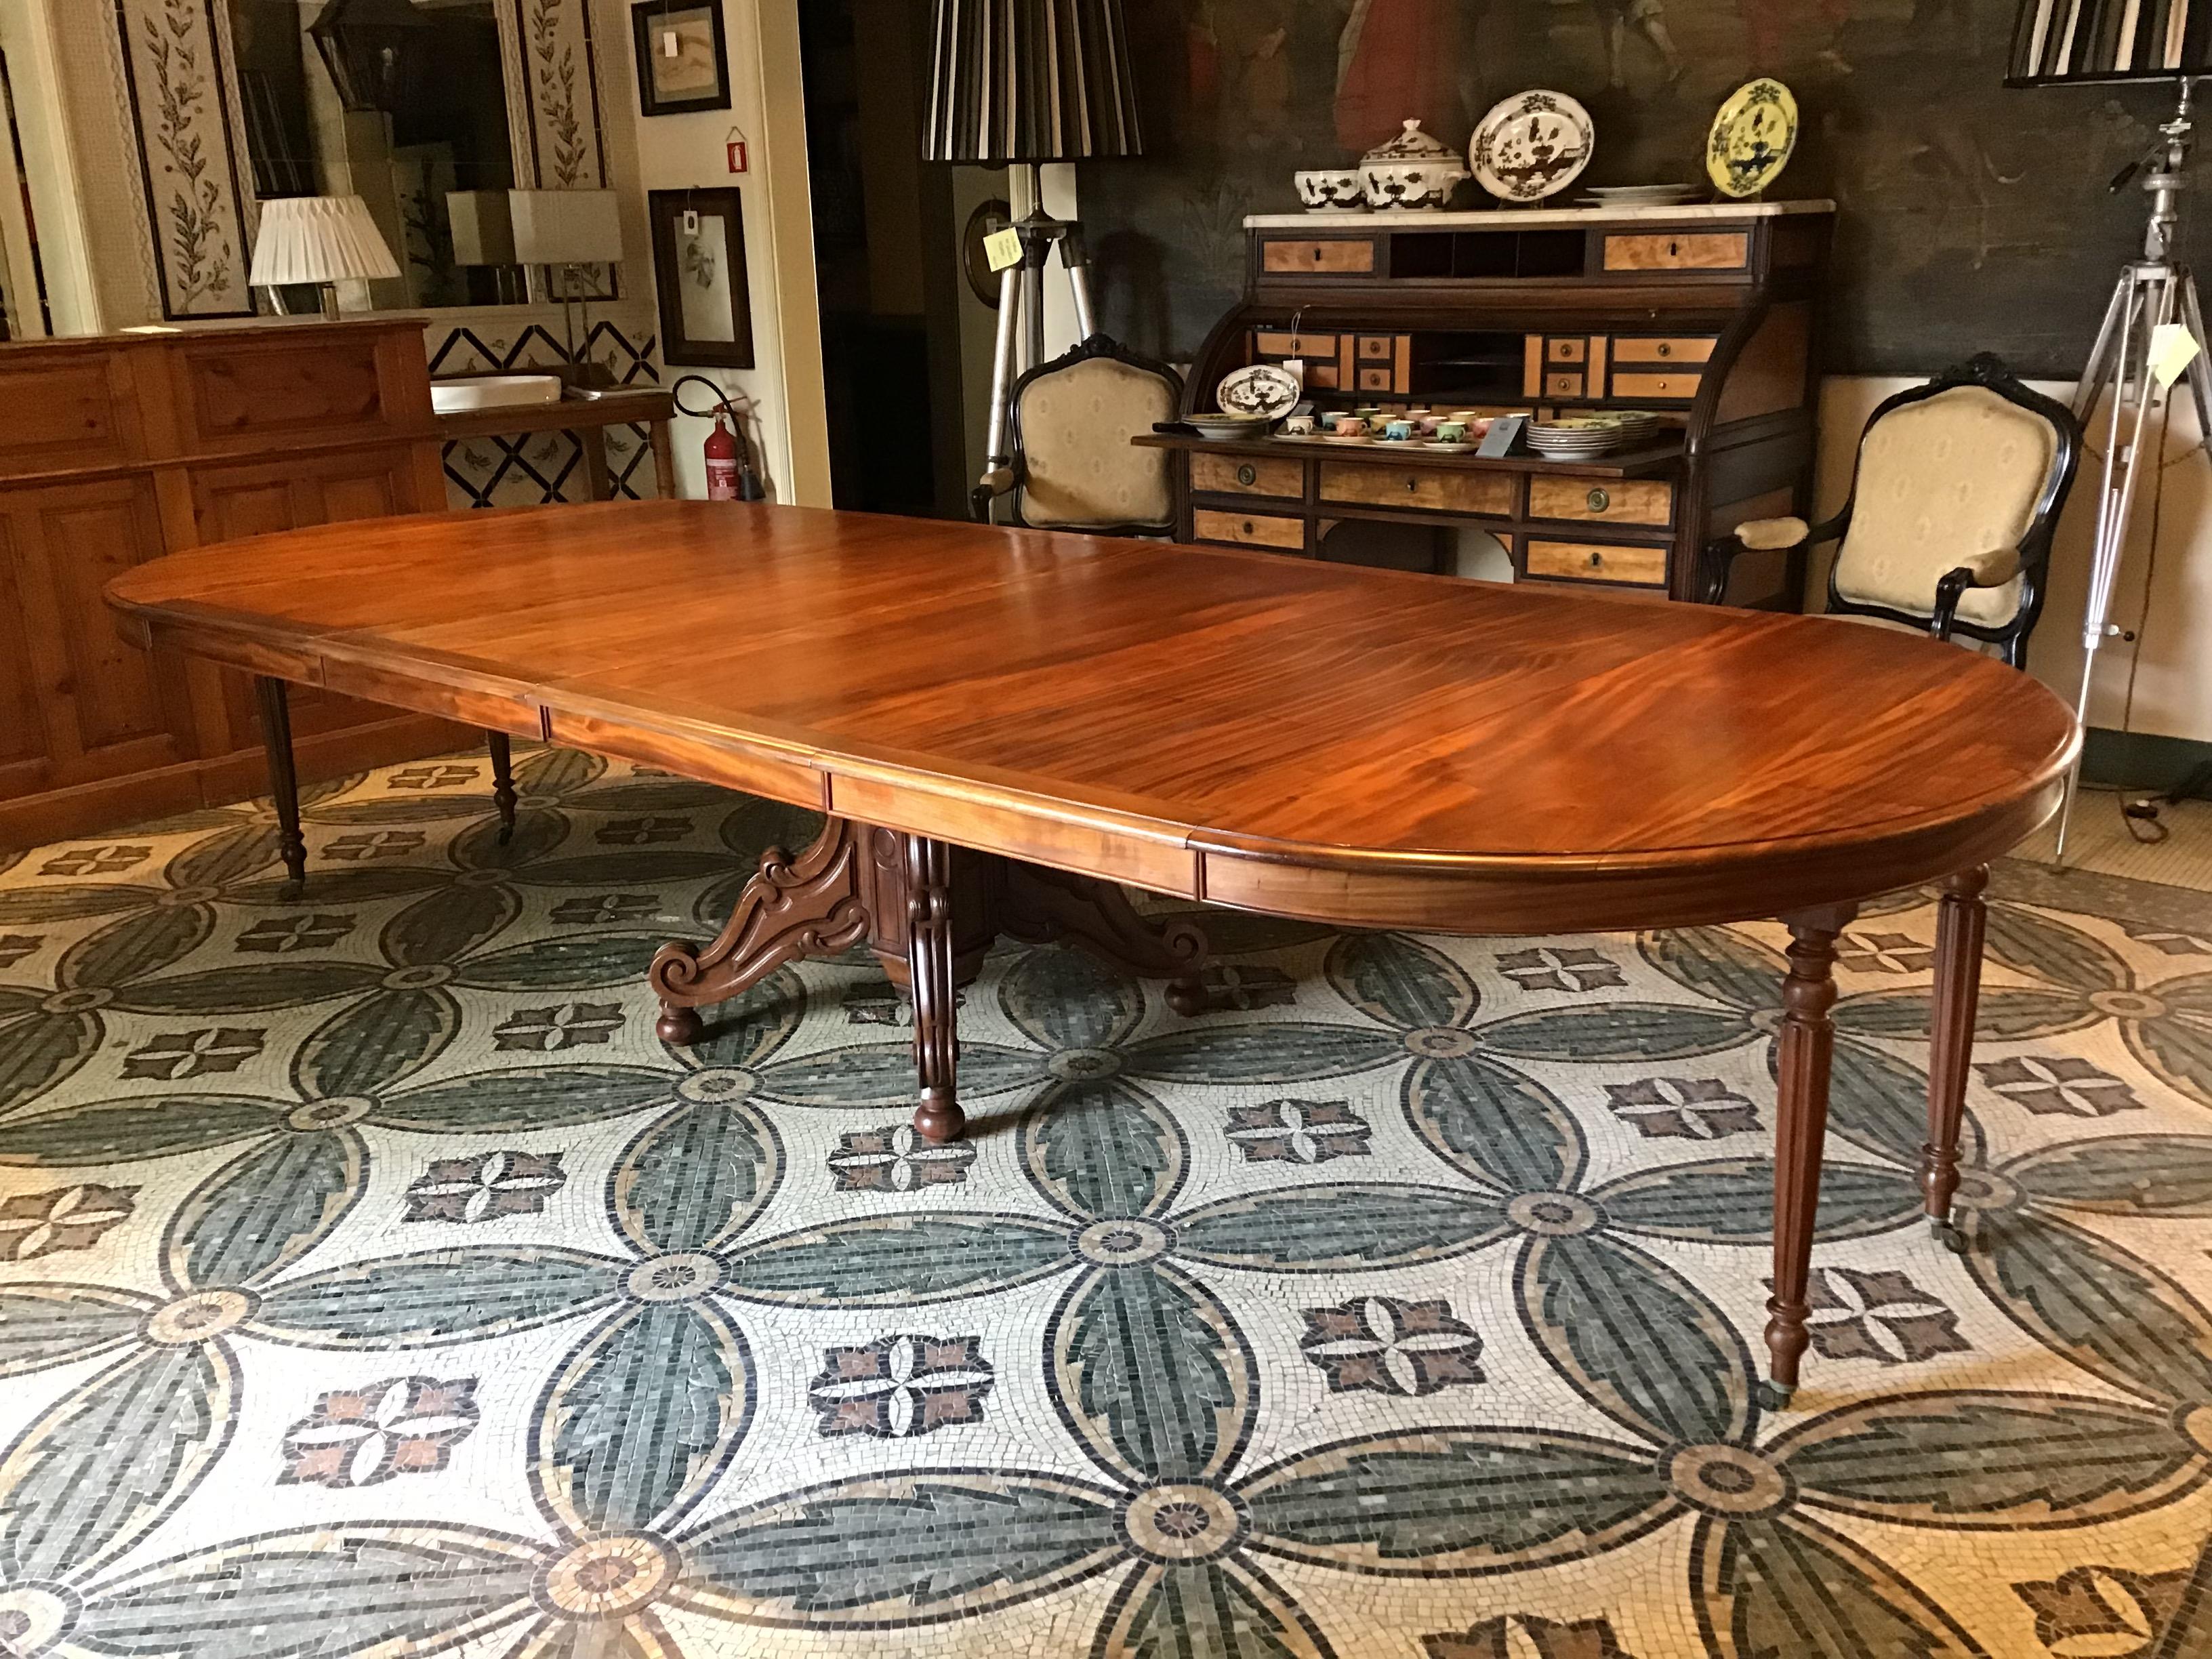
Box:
[923,0,1144,519]
[980,169,1100,501]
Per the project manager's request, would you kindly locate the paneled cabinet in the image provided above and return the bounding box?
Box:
[0,320,460,846]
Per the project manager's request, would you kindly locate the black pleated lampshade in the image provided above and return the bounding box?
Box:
[2009,0,2212,83]
[925,0,1143,163]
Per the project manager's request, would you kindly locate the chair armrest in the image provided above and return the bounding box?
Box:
[1928,547,2024,642]
[1733,515,1812,552]
[969,465,1019,524]
[1700,514,1843,605]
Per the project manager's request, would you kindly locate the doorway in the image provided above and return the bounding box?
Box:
[796,0,968,518]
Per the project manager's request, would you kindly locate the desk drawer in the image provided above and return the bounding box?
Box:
[1261,239,1376,274]
[1544,371,1585,399]
[1252,330,1338,359]
[1547,337,1586,363]
[1610,369,1702,402]
[1614,336,1715,365]
[1525,538,1669,586]
[1193,507,1305,550]
[1528,476,1674,527]
[1602,232,1749,271]
[1192,453,1304,499]
[1320,463,1515,515]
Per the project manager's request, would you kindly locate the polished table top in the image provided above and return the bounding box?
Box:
[106,499,2078,932]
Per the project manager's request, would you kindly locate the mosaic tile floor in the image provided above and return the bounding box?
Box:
[3,747,2211,1658]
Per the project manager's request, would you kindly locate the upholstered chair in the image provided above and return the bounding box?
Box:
[1703,354,2081,668]
[973,336,1182,532]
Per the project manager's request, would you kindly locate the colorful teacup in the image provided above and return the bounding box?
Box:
[1435,420,1467,445]
[1383,418,1415,441]
[1332,415,1368,437]
[1283,413,1315,435]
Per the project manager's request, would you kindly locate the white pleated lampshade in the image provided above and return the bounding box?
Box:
[247,195,402,287]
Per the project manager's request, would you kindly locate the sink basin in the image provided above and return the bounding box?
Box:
[431,374,565,414]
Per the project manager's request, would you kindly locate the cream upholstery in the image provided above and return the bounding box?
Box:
[1014,356,1177,529]
[1830,385,2057,628]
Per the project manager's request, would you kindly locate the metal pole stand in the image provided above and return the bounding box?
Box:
[2053,77,2212,865]
[975,163,1100,523]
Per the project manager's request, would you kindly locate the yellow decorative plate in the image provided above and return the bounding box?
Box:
[1706,79,1798,199]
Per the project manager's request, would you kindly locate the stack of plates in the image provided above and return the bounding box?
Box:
[1578,183,1702,207]
[1524,411,1662,459]
[1187,411,1276,441]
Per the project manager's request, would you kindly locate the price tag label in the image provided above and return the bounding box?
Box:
[983,228,1023,272]
[2152,323,2202,388]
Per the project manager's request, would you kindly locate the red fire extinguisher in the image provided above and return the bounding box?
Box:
[675,375,764,501]
[704,407,740,501]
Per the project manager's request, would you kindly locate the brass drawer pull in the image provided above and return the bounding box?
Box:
[1405,478,1418,492]
[1237,464,1256,486]
[1586,487,1610,513]
[1656,342,1671,358]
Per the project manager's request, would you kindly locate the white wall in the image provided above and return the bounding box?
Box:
[1811,375,2212,745]
[623,0,829,505]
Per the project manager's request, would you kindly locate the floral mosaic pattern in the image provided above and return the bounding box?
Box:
[2,747,2211,1656]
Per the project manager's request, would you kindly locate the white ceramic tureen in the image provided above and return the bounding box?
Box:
[1360,119,1467,212]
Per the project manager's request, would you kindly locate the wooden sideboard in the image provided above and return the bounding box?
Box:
[1153,201,1831,606]
[0,319,470,846]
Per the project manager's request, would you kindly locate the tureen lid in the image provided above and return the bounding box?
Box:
[1363,119,1455,165]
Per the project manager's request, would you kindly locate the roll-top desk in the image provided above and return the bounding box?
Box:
[1139,201,1832,607]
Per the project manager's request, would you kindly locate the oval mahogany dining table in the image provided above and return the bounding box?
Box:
[106,499,2079,1404]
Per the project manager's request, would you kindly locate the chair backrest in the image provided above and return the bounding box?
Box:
[1010,340,1181,531]
[1830,362,2070,630]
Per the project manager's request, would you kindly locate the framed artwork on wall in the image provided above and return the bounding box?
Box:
[630,1,732,117]
[649,188,754,368]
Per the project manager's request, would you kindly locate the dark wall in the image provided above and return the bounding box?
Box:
[1080,0,2194,376]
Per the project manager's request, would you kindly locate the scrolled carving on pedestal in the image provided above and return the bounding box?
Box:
[651,817,870,1046]
[904,835,964,1144]
[1000,863,1213,1015]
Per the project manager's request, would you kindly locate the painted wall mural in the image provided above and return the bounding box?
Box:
[115,0,255,320]
[1081,0,2198,375]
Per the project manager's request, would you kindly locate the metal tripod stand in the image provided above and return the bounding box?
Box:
[976,164,1098,520]
[2054,77,2212,863]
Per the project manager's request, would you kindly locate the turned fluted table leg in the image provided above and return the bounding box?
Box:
[487,731,518,845]
[904,834,964,1144]
[254,676,307,896]
[1763,902,1856,1408]
[1921,864,1988,1251]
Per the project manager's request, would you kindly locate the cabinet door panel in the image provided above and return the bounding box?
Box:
[0,476,189,792]
[0,518,47,768]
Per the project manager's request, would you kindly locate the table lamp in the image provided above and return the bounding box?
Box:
[247,194,402,319]
[510,188,624,382]
[2005,3,2212,861]
[923,0,1142,507]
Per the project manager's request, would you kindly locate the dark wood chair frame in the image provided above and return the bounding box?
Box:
[972,333,1185,531]
[1702,352,2082,668]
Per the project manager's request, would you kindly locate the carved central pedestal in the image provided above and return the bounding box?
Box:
[649,817,1211,1143]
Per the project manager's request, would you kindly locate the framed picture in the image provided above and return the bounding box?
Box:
[649,188,754,369]
[630,1,732,117]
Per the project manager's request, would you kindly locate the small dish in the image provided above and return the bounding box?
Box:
[1707,79,1797,199]
[1216,363,1302,421]
[1294,169,1366,212]
[1470,89,1595,203]
[1321,432,1372,445]
[1188,412,1276,441]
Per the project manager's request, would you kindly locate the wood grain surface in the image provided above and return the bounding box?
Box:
[105,499,2078,933]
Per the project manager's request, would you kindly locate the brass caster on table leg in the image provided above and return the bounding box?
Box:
[657,1006,703,1047]
[914,1089,965,1145]
[1929,1216,1967,1254]
[1755,1378,1796,1411]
